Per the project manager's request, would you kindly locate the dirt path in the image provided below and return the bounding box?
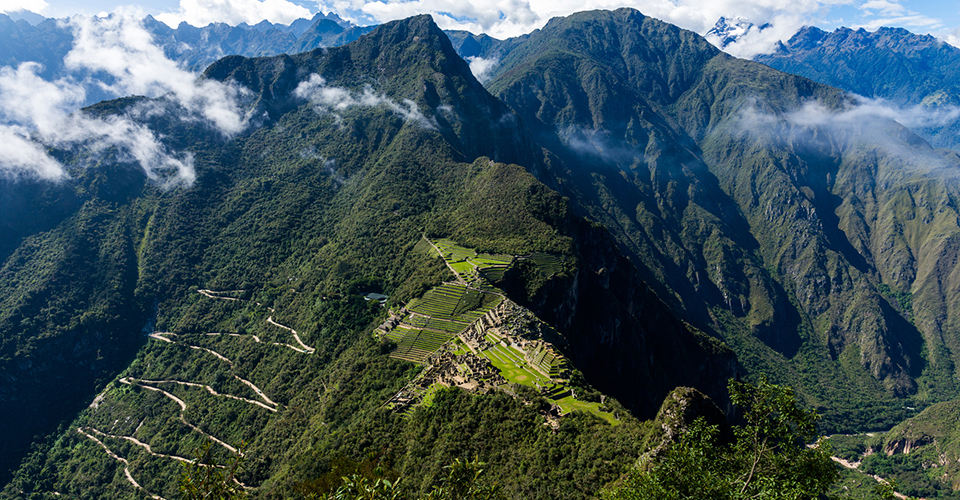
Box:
[119,378,240,455]
[197,289,244,301]
[204,332,309,354]
[828,455,908,500]
[194,289,311,353]
[422,236,466,284]
[266,316,315,353]
[134,378,277,413]
[77,427,167,500]
[84,427,192,464]
[149,333,278,409]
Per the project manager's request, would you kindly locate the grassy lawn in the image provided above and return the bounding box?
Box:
[450,261,474,275]
[450,339,469,355]
[471,259,510,270]
[435,239,477,261]
[554,394,619,425]
[482,347,550,387]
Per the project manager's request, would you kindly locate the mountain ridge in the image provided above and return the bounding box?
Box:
[0,14,737,493]
[7,8,960,498]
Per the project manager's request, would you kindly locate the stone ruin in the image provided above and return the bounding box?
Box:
[421,349,506,392]
[375,307,406,338]
[459,299,569,379]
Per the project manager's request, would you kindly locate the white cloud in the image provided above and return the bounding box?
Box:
[944,26,960,48]
[0,128,65,180]
[294,73,437,129]
[788,96,960,129]
[466,55,498,83]
[0,0,48,15]
[155,0,312,28]
[859,0,905,15]
[856,14,942,31]
[733,95,960,172]
[0,13,256,185]
[0,61,196,185]
[64,14,252,136]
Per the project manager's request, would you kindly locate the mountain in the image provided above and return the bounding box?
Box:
[0,14,74,79]
[755,26,960,150]
[477,8,960,431]
[2,10,44,25]
[9,7,960,498]
[704,16,770,48]
[0,14,734,495]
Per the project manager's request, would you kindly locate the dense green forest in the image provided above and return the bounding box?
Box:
[4,8,960,500]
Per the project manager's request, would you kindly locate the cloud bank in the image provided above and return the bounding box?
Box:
[0,14,253,186]
[466,56,498,83]
[294,73,436,129]
[155,0,312,28]
[734,95,960,172]
[0,0,48,15]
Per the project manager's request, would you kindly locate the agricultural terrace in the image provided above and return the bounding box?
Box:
[385,282,503,364]
[430,238,513,284]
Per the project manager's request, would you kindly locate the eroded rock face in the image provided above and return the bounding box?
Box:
[645,386,731,459]
[884,436,932,456]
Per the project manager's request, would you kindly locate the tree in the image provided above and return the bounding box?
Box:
[603,377,839,500]
[178,441,247,500]
[313,457,503,500]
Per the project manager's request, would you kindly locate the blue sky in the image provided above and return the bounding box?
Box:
[2,0,959,54]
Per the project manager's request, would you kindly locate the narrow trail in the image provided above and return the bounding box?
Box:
[77,427,167,500]
[204,331,307,354]
[149,333,278,409]
[119,378,240,455]
[194,288,313,354]
[83,427,191,464]
[422,236,466,284]
[266,316,315,353]
[197,289,243,301]
[134,377,277,413]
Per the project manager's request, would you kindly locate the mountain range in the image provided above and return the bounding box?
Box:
[0,11,374,106]
[3,7,960,499]
[756,25,960,150]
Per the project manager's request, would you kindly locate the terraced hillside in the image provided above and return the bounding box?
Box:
[386,282,503,363]
[379,238,611,424]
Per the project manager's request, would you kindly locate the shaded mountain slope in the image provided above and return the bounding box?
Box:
[483,8,960,430]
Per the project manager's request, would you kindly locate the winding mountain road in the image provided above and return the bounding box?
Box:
[77,427,167,500]
[83,427,191,464]
[119,378,241,455]
[149,332,278,409]
[266,316,315,353]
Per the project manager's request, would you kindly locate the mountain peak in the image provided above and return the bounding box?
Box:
[705,16,771,47]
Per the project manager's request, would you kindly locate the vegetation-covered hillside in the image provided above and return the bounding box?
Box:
[7,7,960,499]
[0,14,733,495]
[476,8,960,432]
